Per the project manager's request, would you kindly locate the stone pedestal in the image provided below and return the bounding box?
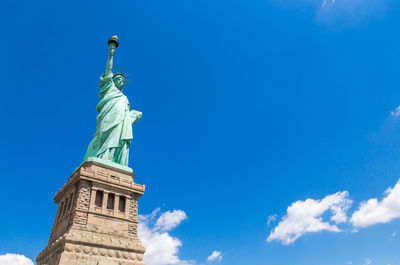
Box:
[36,161,146,265]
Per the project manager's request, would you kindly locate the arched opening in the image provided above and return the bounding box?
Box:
[67,193,73,210]
[95,190,104,207]
[119,196,126,212]
[107,193,115,210]
[62,198,68,216]
[58,201,64,219]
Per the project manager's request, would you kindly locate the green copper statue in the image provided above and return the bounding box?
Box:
[83,36,142,169]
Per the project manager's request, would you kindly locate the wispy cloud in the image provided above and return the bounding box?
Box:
[274,0,390,29]
[0,254,34,265]
[267,191,352,245]
[321,0,335,8]
[316,0,389,26]
[363,258,372,265]
[267,214,277,225]
[391,106,400,117]
[206,251,223,263]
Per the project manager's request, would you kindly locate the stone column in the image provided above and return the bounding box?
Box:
[124,196,129,213]
[102,192,109,213]
[114,194,119,213]
[90,188,97,210]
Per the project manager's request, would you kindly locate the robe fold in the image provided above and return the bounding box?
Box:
[84,72,141,166]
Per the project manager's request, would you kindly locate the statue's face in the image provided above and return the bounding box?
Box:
[113,76,125,90]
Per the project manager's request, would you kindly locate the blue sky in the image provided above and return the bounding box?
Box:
[1,0,400,264]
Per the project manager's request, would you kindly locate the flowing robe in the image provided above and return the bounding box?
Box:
[84,72,142,166]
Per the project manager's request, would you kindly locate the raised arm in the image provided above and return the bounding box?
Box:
[105,46,115,77]
[105,36,119,76]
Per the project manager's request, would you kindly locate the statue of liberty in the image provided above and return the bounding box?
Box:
[84,36,142,169]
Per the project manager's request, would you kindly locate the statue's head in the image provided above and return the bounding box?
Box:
[113,73,126,90]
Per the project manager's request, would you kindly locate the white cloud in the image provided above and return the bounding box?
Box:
[266,178,400,245]
[0,254,34,265]
[139,208,193,265]
[391,106,400,117]
[267,214,277,225]
[321,0,335,8]
[206,251,223,262]
[364,258,372,265]
[267,191,352,245]
[351,180,400,228]
[155,210,188,232]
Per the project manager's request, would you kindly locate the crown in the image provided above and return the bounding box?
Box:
[113,69,131,83]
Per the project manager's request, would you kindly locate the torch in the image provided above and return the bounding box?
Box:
[108,35,119,48]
